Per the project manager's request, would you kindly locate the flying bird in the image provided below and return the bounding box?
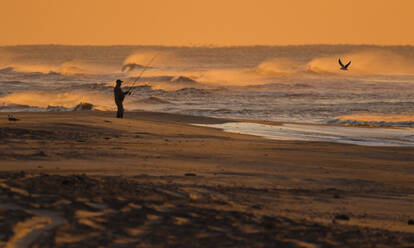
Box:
[338,59,351,70]
[8,114,19,122]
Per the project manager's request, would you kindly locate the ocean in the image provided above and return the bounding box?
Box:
[1,45,414,127]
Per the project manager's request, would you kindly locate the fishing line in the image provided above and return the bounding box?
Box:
[128,53,159,95]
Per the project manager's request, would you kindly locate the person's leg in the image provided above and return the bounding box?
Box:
[116,102,122,118]
[120,103,124,118]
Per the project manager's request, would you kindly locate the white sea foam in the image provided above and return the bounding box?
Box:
[195,122,414,147]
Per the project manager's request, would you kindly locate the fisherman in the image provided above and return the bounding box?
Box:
[114,79,130,118]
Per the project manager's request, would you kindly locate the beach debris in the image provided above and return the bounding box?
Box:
[33,151,47,157]
[338,58,351,70]
[185,173,197,177]
[7,114,19,121]
[334,214,350,221]
[252,204,263,210]
[408,219,414,225]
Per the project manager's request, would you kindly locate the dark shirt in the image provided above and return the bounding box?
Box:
[114,85,128,103]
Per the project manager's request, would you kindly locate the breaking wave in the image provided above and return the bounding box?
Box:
[0,61,118,76]
[256,49,414,76]
[125,75,199,84]
[0,103,43,112]
[120,74,205,91]
[123,51,179,71]
[2,45,414,124]
[256,58,306,76]
[328,114,414,127]
[170,76,198,84]
[121,63,145,72]
[0,92,112,111]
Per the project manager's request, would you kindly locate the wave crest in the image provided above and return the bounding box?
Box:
[0,60,117,76]
[0,92,112,111]
[123,51,178,71]
[328,114,414,127]
[256,49,414,76]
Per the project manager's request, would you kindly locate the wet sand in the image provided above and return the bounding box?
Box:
[0,111,413,247]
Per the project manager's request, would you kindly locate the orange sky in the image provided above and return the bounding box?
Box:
[1,0,413,46]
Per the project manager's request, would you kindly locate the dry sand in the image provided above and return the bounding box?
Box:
[0,111,413,248]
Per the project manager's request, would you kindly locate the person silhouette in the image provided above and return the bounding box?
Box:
[114,79,130,118]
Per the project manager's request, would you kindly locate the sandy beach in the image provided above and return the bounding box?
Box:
[0,111,413,247]
[3,0,414,247]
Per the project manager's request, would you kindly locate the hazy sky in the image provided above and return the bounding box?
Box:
[1,0,413,46]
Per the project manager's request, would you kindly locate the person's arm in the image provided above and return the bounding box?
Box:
[124,89,131,96]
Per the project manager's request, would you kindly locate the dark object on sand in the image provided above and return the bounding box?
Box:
[0,171,26,179]
[185,173,197,177]
[333,194,341,199]
[252,204,263,210]
[408,219,414,225]
[334,214,350,221]
[8,114,19,121]
[60,174,93,187]
[33,151,47,157]
[74,102,94,111]
[339,58,351,70]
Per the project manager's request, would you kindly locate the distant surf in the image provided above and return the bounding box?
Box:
[1,45,414,124]
[328,114,414,127]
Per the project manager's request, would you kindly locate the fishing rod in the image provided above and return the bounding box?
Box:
[127,53,159,96]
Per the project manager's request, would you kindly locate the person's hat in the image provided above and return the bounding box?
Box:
[116,79,123,84]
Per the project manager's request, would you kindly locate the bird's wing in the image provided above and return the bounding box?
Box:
[344,61,351,68]
[338,59,345,67]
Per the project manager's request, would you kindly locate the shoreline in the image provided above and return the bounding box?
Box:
[195,122,414,147]
[1,111,413,247]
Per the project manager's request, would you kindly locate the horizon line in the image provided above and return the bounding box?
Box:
[1,43,414,48]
